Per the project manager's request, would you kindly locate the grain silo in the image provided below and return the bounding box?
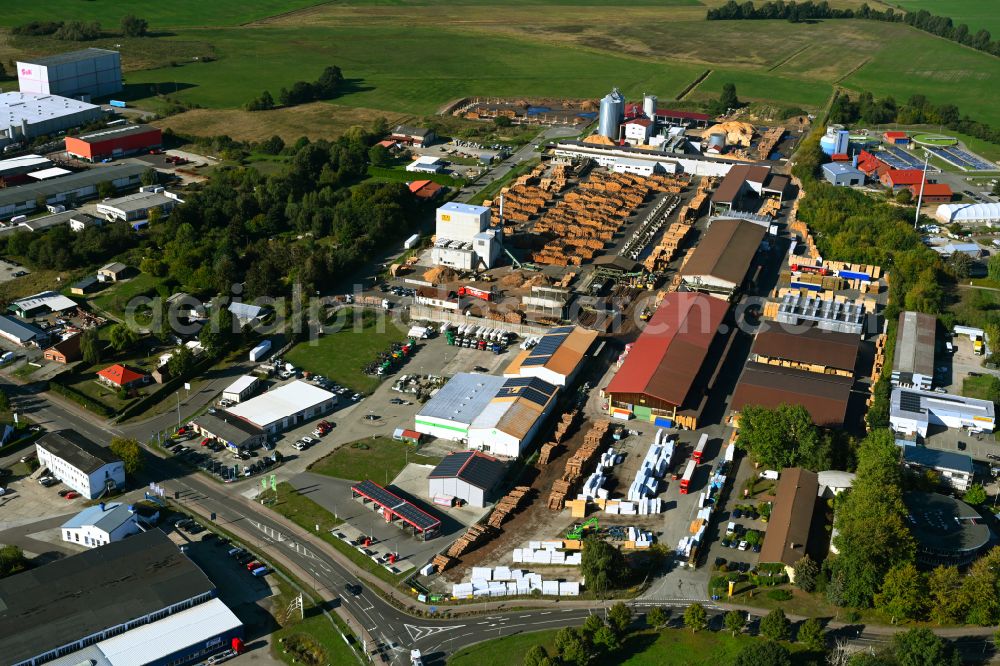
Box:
[598,88,625,139]
[642,93,658,119]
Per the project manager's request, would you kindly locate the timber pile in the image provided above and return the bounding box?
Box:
[446,523,496,558]
[548,420,612,510]
[553,410,579,443]
[759,197,781,218]
[547,479,573,511]
[643,221,692,272]
[538,442,560,466]
[756,126,784,161]
[432,554,456,571]
[485,308,524,324]
[488,486,531,528]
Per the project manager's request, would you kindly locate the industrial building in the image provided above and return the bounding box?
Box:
[97,261,129,282]
[61,501,154,549]
[36,431,125,500]
[65,124,162,161]
[428,450,507,507]
[10,291,78,318]
[351,479,441,540]
[710,164,771,213]
[222,374,259,403]
[597,87,625,139]
[890,388,995,437]
[679,218,766,299]
[96,190,179,222]
[17,48,122,99]
[69,212,102,232]
[1,529,243,666]
[503,325,597,386]
[880,169,926,190]
[892,311,936,390]
[0,92,103,145]
[911,182,952,203]
[0,163,145,217]
[414,373,506,441]
[748,325,859,377]
[883,131,909,145]
[730,362,855,427]
[431,202,501,271]
[43,333,82,364]
[0,154,52,186]
[549,140,740,178]
[901,447,973,492]
[821,162,864,187]
[225,380,336,434]
[415,287,463,312]
[774,293,866,335]
[935,202,1000,225]
[389,125,436,147]
[192,411,268,452]
[903,491,989,567]
[759,468,820,579]
[467,376,560,458]
[406,155,445,173]
[820,126,850,155]
[0,314,47,346]
[604,292,729,428]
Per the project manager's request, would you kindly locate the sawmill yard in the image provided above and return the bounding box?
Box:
[4,1,1000,139]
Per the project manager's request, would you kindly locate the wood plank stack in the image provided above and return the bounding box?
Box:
[432,554,455,571]
[446,523,496,558]
[538,442,560,466]
[488,486,531,528]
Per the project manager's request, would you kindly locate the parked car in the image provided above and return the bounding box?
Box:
[246,560,262,571]
[293,440,309,451]
[64,491,79,500]
[39,476,57,487]
[58,489,72,497]
[738,540,749,551]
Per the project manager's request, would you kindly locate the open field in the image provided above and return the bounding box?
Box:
[283,311,407,394]
[309,437,441,483]
[963,374,1000,403]
[887,0,1000,36]
[0,1,331,28]
[450,627,812,666]
[89,273,168,319]
[155,104,411,143]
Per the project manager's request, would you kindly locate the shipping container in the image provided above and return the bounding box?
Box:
[109,100,127,108]
[249,340,272,362]
[404,233,420,250]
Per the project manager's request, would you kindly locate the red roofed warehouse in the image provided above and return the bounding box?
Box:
[96,363,149,389]
[880,169,925,189]
[408,179,444,201]
[909,182,952,203]
[604,292,730,429]
[65,125,162,162]
[883,131,909,145]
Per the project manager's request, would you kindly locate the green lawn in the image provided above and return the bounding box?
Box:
[284,310,407,393]
[309,437,441,483]
[268,568,362,666]
[949,286,1000,330]
[89,273,169,319]
[270,482,408,586]
[963,374,999,403]
[450,627,812,666]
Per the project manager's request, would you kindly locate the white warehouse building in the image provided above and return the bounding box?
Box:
[427,450,507,508]
[935,202,1000,225]
[36,431,125,500]
[467,376,560,458]
[431,202,502,271]
[0,92,103,145]
[17,48,122,99]
[222,375,259,403]
[415,373,506,442]
[225,380,336,434]
[890,387,996,438]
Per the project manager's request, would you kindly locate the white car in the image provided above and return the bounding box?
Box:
[0,487,6,496]
[293,441,309,451]
[300,436,316,445]
[738,540,749,551]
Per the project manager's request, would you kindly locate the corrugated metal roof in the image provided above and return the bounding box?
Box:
[893,311,936,378]
[21,47,118,67]
[0,314,44,343]
[95,598,241,666]
[13,290,77,313]
[730,362,853,427]
[758,468,818,566]
[751,324,859,371]
[417,373,506,424]
[224,374,257,395]
[605,293,728,407]
[680,218,765,288]
[226,380,334,428]
[711,163,770,204]
[902,447,973,474]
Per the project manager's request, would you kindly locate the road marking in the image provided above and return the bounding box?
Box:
[540,611,551,615]
[404,623,465,642]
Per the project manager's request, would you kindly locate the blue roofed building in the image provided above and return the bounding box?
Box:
[822,162,865,187]
[60,501,158,549]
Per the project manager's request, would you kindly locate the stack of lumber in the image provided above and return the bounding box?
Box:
[432,554,456,571]
[756,126,784,161]
[488,486,531,528]
[446,523,496,558]
[548,479,573,511]
[553,410,579,443]
[538,442,560,466]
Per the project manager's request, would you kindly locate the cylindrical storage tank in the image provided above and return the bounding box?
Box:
[598,88,625,139]
[643,94,658,119]
[707,133,725,151]
[820,132,837,156]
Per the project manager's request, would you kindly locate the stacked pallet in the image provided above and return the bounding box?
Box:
[643,221,692,272]
[538,442,560,466]
[553,410,579,443]
[548,479,573,511]
[447,523,496,558]
[432,554,456,572]
[488,486,531,528]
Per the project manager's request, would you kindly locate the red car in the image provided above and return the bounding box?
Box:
[64,491,79,500]
[201,437,212,447]
[245,560,262,571]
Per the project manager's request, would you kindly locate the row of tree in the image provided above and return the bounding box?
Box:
[707,1,1000,58]
[245,65,345,111]
[12,14,148,40]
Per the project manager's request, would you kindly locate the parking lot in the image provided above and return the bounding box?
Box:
[0,258,30,284]
[0,454,88,528]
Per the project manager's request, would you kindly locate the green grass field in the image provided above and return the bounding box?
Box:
[449,627,811,666]
[912,133,958,146]
[309,437,441,483]
[89,273,168,318]
[963,374,1000,403]
[283,310,407,393]
[890,0,1000,36]
[0,1,330,28]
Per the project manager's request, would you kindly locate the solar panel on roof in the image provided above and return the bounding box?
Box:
[393,503,441,531]
[352,480,440,530]
[520,386,553,407]
[459,456,505,489]
[429,451,474,478]
[899,391,924,414]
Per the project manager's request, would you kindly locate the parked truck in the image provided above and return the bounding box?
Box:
[249,340,271,362]
[458,285,494,302]
[679,459,696,495]
[692,433,708,464]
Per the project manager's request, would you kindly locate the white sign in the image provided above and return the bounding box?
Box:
[184,383,191,390]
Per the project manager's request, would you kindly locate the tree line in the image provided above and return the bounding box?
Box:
[12,15,148,41]
[245,65,345,111]
[707,1,1000,58]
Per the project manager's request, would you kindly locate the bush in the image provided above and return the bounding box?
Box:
[767,589,793,601]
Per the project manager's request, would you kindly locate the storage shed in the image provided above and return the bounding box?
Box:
[428,450,507,508]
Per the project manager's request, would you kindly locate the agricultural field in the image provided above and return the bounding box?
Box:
[888,0,1000,36]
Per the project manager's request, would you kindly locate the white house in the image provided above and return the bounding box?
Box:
[36,432,125,500]
[61,502,153,549]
